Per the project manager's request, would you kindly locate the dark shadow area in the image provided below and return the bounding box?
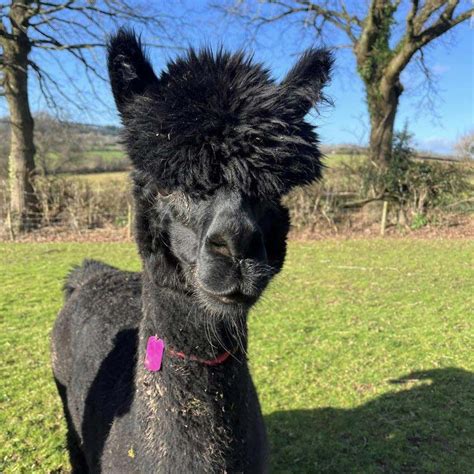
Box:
[265,368,474,473]
[54,377,89,474]
[81,328,138,471]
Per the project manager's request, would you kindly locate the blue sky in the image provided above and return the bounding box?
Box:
[1,0,472,153]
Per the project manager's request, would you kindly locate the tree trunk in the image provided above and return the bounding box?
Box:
[3,1,37,229]
[366,77,402,168]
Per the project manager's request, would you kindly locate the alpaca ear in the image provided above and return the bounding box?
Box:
[281,48,333,117]
[107,28,158,113]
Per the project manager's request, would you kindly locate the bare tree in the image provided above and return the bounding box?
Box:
[0,118,9,176]
[454,129,474,160]
[0,0,171,227]
[33,112,83,174]
[224,0,473,167]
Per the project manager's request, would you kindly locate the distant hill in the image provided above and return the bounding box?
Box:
[0,116,128,176]
[0,117,464,179]
[64,122,122,137]
[0,117,121,136]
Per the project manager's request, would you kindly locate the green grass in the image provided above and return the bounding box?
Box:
[57,154,474,194]
[323,153,366,167]
[56,154,360,188]
[1,240,473,473]
[83,147,126,163]
[64,171,129,185]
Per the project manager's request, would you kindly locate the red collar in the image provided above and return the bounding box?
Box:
[144,336,232,372]
[168,347,232,366]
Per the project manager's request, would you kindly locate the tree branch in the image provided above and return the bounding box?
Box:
[387,1,472,81]
[222,0,362,45]
[406,0,420,39]
[32,40,103,50]
[28,58,89,113]
[291,0,361,43]
[0,0,177,111]
[355,0,381,59]
[0,16,14,41]
[416,2,473,47]
[28,58,59,110]
[0,64,4,93]
[412,48,443,123]
[28,0,75,17]
[413,0,446,33]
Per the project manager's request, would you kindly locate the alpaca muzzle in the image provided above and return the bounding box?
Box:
[196,198,270,300]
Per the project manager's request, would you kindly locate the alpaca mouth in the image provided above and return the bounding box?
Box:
[198,285,255,306]
[217,291,255,305]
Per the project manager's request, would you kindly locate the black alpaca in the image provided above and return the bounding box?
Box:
[52,29,332,473]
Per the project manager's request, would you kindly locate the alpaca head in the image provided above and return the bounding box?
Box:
[108,29,332,317]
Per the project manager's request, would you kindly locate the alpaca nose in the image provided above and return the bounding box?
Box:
[204,193,268,263]
[205,226,267,262]
[206,233,234,258]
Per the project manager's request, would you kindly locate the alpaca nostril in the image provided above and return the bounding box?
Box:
[206,234,232,258]
[206,227,267,262]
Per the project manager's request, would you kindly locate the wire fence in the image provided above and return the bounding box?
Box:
[1,159,472,241]
[0,175,355,240]
[0,175,134,240]
[1,206,135,240]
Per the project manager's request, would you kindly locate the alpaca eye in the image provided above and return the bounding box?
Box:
[157,187,171,198]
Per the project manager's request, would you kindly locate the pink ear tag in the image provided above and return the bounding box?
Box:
[144,336,165,372]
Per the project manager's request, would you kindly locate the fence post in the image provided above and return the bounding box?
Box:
[127,202,132,240]
[6,208,15,241]
[380,201,388,236]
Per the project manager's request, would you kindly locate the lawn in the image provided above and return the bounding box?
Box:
[59,154,361,188]
[65,170,129,185]
[1,240,473,473]
[83,147,126,163]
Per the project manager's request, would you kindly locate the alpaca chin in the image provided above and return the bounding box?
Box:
[194,285,256,319]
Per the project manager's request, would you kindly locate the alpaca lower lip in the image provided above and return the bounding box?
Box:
[217,295,233,304]
[209,291,243,305]
[199,285,253,305]
[216,294,252,305]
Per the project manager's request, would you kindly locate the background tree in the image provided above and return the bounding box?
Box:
[454,129,474,160]
[0,119,9,176]
[224,0,473,168]
[0,0,171,227]
[33,113,83,175]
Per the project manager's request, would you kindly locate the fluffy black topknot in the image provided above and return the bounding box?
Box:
[108,28,333,198]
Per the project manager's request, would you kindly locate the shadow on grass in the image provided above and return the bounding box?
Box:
[265,368,473,473]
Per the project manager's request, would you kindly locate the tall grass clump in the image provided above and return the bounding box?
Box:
[354,127,473,227]
[0,174,132,234]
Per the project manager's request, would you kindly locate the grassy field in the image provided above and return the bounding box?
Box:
[61,154,359,185]
[83,147,125,163]
[1,240,473,473]
[61,153,473,193]
[64,170,129,185]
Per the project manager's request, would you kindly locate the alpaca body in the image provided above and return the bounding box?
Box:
[52,261,267,472]
[52,28,332,473]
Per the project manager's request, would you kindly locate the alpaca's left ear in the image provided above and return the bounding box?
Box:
[107,28,158,114]
[281,48,333,117]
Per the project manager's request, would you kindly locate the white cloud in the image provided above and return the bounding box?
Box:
[416,136,454,154]
[431,63,450,74]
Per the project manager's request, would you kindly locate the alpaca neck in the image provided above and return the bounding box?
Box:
[133,266,253,470]
[139,266,248,357]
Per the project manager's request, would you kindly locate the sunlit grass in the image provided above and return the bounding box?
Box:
[1,240,472,472]
[83,148,126,163]
[65,170,129,185]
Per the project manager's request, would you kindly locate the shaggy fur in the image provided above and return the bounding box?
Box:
[108,29,332,198]
[52,28,332,473]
